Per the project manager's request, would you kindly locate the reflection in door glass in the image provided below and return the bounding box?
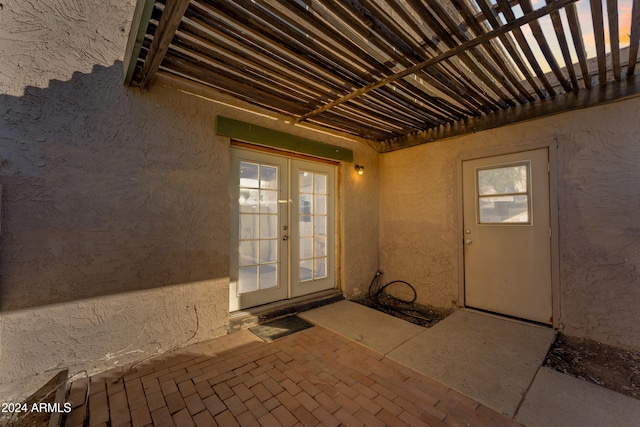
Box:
[238,161,279,294]
[299,171,328,282]
[477,163,531,224]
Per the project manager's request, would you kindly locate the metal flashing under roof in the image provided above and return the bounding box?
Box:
[124,0,640,151]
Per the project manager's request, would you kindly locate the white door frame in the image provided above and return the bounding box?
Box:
[456,140,561,328]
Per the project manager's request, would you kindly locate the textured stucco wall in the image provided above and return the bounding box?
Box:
[0,0,379,400]
[380,97,640,350]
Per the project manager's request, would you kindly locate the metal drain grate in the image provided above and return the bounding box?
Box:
[249,315,314,342]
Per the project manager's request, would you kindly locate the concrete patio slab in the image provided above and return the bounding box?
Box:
[386,309,556,417]
[516,367,640,427]
[299,300,424,354]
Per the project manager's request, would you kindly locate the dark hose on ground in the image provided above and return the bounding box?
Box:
[367,271,435,324]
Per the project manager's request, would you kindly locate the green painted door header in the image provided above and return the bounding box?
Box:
[216,116,353,163]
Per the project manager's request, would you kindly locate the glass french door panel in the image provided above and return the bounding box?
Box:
[237,160,283,295]
[298,170,329,283]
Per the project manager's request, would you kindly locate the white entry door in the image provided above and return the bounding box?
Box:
[463,148,552,324]
[230,147,336,311]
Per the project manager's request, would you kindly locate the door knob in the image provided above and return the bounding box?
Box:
[282,235,289,241]
[465,239,472,245]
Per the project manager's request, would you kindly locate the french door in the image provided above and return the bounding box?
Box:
[230,147,336,311]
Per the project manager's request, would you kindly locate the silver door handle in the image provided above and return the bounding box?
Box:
[465,239,472,245]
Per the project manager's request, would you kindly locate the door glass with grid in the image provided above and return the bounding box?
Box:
[238,162,280,293]
[290,159,335,297]
[298,170,328,282]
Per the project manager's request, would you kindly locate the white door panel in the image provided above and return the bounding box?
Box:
[463,148,552,324]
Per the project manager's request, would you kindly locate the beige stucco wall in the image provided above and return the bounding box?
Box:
[0,0,379,400]
[380,96,640,350]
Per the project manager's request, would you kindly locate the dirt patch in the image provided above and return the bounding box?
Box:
[544,333,640,400]
[355,297,453,328]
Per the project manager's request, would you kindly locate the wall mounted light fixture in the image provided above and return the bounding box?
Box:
[355,165,365,175]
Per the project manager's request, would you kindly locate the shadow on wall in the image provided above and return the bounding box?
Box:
[0,62,230,312]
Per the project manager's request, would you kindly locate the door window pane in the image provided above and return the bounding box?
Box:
[239,189,259,213]
[314,236,326,257]
[260,165,278,189]
[314,216,326,235]
[315,195,327,215]
[239,240,258,266]
[239,214,259,239]
[477,162,531,224]
[300,260,313,282]
[314,174,327,194]
[299,216,313,236]
[259,265,277,289]
[260,190,278,213]
[300,237,313,259]
[300,194,312,214]
[238,266,258,293]
[314,258,327,279]
[299,171,313,193]
[260,240,277,263]
[240,162,259,187]
[260,215,277,239]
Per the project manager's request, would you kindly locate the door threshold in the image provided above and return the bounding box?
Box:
[463,307,553,329]
[228,289,344,334]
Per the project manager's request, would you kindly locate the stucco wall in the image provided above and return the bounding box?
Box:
[0,0,379,400]
[380,97,640,350]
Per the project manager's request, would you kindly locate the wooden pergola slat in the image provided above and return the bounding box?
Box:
[545,0,579,90]
[520,0,572,93]
[628,0,640,76]
[590,0,608,84]
[565,2,592,88]
[412,0,512,110]
[475,0,547,100]
[606,0,621,80]
[450,0,535,103]
[495,0,556,97]
[140,0,191,89]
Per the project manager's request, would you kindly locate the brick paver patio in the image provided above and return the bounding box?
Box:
[64,323,518,426]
